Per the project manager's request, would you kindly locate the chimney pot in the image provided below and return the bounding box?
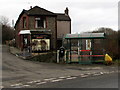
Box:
[30,6,32,9]
[64,7,69,15]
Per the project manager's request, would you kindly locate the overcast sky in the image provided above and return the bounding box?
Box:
[0,0,119,33]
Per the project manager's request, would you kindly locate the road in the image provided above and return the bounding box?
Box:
[2,45,119,88]
[29,73,118,88]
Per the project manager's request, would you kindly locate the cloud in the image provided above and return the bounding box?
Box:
[0,0,118,32]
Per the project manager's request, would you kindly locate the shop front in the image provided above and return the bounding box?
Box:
[31,34,51,53]
[19,30,51,53]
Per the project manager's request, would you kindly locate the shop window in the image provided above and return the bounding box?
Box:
[23,17,27,28]
[31,39,50,52]
[35,17,46,28]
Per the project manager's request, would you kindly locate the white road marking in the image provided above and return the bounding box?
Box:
[44,78,56,81]
[111,71,115,73]
[106,72,110,74]
[80,74,84,76]
[66,76,71,78]
[59,77,66,79]
[87,73,91,75]
[22,85,30,87]
[27,80,41,84]
[66,77,77,80]
[51,79,63,82]
[10,83,23,87]
[9,71,117,87]
[81,75,89,78]
[100,72,104,74]
[27,81,35,84]
[93,73,101,76]
[36,82,47,85]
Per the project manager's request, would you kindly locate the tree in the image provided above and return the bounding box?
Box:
[0,16,9,26]
[92,27,118,60]
[0,16,15,44]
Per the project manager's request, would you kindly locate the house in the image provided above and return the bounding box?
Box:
[15,6,71,52]
[56,7,71,48]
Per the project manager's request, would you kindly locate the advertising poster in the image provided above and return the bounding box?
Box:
[31,39,50,51]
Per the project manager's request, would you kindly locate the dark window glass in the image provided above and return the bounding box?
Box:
[35,17,45,28]
[23,17,27,28]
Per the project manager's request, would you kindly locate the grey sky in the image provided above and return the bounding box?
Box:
[0,0,119,33]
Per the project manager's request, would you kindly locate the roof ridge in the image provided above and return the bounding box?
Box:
[27,6,55,15]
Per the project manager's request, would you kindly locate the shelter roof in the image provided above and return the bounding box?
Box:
[64,33,105,39]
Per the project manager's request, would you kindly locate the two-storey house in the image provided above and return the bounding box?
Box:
[15,6,71,52]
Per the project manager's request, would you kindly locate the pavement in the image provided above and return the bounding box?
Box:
[1,45,118,88]
[9,46,33,59]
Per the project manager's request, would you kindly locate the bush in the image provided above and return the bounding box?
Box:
[29,52,57,63]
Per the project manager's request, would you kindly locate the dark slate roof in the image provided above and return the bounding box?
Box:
[56,13,71,21]
[15,6,71,28]
[26,6,56,16]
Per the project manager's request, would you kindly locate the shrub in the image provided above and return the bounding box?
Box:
[29,52,57,63]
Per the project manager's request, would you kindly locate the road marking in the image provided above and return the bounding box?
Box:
[106,72,110,74]
[66,76,71,78]
[81,75,89,78]
[9,71,117,87]
[51,79,63,82]
[102,72,107,74]
[36,82,47,85]
[66,77,77,80]
[80,74,84,76]
[111,71,115,73]
[44,78,56,81]
[100,72,104,74]
[22,85,30,87]
[33,80,41,83]
[27,80,41,84]
[59,76,66,79]
[93,73,101,76]
[27,81,35,84]
[10,83,23,87]
[86,73,91,75]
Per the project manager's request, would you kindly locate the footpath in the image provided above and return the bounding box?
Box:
[9,46,33,59]
[9,46,118,74]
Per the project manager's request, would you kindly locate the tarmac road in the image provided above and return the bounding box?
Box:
[29,72,118,88]
[1,45,119,88]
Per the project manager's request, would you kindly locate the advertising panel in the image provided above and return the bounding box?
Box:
[31,39,50,52]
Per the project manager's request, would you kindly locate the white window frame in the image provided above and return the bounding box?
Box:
[35,17,46,28]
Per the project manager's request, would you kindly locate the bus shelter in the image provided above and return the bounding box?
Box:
[63,33,105,64]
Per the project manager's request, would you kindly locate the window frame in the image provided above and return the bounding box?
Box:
[35,17,46,28]
[23,17,27,29]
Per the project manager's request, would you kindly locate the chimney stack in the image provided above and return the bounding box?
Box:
[64,7,69,15]
[30,6,32,9]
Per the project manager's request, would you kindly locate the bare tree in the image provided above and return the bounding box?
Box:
[0,16,15,44]
[0,16,9,26]
[92,27,118,60]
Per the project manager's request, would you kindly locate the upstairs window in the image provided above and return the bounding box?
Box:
[35,17,46,28]
[23,17,27,28]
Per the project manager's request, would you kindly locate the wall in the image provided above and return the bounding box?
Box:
[57,21,71,39]
[28,15,57,50]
